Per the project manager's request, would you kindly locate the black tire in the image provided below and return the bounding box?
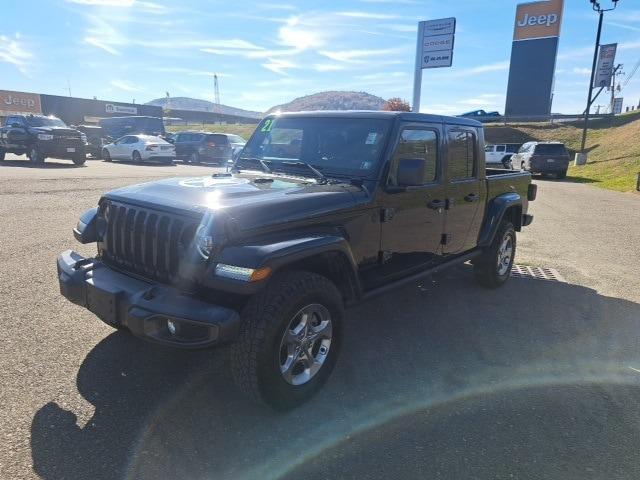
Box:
[28,146,45,165]
[72,154,86,166]
[473,221,516,289]
[190,151,200,164]
[102,149,111,162]
[0,149,5,161]
[231,270,343,410]
[501,155,513,169]
[557,169,567,179]
[132,150,142,163]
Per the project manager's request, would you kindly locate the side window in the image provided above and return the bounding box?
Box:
[496,145,506,152]
[447,130,477,180]
[7,116,23,127]
[484,145,493,153]
[390,128,438,185]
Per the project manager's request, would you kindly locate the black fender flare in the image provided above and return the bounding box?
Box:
[477,193,522,247]
[204,235,362,296]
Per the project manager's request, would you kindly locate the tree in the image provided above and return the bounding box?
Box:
[382,97,411,112]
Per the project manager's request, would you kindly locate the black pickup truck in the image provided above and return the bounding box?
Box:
[57,111,536,409]
[0,114,86,165]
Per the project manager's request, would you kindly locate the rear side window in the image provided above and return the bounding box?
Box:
[447,130,477,180]
[534,144,567,155]
[496,145,506,152]
[390,128,438,184]
[207,134,228,145]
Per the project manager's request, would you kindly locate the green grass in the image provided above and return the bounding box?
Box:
[485,111,640,192]
[167,123,258,140]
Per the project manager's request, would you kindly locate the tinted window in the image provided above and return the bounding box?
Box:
[496,145,506,152]
[391,128,438,184]
[191,133,204,142]
[207,134,228,145]
[7,116,23,126]
[506,144,520,153]
[534,144,567,155]
[447,130,476,180]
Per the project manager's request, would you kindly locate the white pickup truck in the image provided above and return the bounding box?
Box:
[484,144,521,169]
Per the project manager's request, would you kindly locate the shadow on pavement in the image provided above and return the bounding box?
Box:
[31,265,640,479]
[0,159,83,169]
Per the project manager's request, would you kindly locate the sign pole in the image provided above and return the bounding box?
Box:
[580,9,603,153]
[412,22,425,113]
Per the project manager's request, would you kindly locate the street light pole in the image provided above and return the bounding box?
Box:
[580,0,621,154]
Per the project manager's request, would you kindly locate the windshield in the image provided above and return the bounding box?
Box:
[26,116,67,128]
[240,116,392,178]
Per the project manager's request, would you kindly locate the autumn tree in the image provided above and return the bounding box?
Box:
[382,97,411,112]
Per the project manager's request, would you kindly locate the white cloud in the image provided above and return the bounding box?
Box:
[278,16,328,50]
[312,63,346,72]
[336,11,399,20]
[67,0,167,13]
[319,46,408,63]
[84,36,120,55]
[572,67,592,76]
[606,22,640,33]
[262,58,298,75]
[110,79,143,92]
[0,33,33,74]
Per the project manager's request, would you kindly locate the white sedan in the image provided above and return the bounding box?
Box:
[102,134,175,164]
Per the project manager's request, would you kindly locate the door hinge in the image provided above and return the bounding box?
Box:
[381,208,395,223]
[441,233,452,245]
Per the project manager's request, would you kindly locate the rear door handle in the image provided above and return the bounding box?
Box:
[464,193,479,202]
[427,199,446,210]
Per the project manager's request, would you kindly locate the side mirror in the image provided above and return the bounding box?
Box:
[397,158,426,187]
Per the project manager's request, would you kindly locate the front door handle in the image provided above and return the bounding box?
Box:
[464,193,479,202]
[427,199,446,210]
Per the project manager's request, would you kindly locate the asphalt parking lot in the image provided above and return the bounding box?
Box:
[1,155,639,479]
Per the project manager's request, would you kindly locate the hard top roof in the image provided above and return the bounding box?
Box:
[268,110,482,127]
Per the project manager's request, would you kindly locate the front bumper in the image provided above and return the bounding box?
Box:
[40,141,85,159]
[57,250,240,348]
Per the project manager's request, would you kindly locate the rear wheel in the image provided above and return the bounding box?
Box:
[72,154,86,166]
[29,146,45,165]
[102,149,111,162]
[474,221,516,289]
[231,270,343,410]
[132,150,142,163]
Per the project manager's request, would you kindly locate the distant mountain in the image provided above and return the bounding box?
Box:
[267,91,386,114]
[146,97,262,119]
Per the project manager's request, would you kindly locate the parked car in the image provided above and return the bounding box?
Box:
[484,143,521,169]
[101,134,175,164]
[75,124,105,158]
[98,116,165,141]
[57,111,535,409]
[174,131,246,164]
[0,114,86,165]
[511,141,570,179]
[460,110,501,118]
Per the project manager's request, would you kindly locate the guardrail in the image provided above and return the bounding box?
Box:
[470,113,613,125]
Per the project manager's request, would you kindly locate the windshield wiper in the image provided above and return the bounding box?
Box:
[279,161,327,183]
[234,156,272,174]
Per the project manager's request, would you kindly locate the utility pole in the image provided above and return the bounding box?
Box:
[580,0,621,155]
[610,64,624,112]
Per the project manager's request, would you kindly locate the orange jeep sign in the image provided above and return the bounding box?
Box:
[513,0,564,41]
[0,90,42,116]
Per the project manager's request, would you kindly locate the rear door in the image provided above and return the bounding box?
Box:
[443,126,483,254]
[379,123,446,275]
[174,133,188,157]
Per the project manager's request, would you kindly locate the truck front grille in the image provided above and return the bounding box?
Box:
[99,201,200,284]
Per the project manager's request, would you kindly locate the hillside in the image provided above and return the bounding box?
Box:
[267,91,385,114]
[146,97,262,119]
[486,112,640,192]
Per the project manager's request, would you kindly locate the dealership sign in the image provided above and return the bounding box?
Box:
[594,43,617,88]
[513,0,563,41]
[0,90,42,116]
[420,18,456,69]
[105,103,138,115]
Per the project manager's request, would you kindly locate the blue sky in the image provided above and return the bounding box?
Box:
[1,0,639,114]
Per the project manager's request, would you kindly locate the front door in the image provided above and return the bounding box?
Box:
[376,124,446,282]
[443,127,483,254]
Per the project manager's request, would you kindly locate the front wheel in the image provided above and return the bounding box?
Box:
[29,146,45,165]
[102,149,111,162]
[474,221,516,289]
[132,150,142,163]
[231,270,343,410]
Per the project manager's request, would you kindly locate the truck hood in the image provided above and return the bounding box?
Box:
[29,127,81,137]
[104,174,366,232]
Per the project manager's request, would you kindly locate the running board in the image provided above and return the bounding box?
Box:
[361,249,482,301]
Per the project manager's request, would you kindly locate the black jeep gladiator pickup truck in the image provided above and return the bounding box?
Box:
[57,111,535,408]
[0,114,86,165]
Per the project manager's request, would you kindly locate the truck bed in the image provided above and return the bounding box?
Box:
[485,169,532,209]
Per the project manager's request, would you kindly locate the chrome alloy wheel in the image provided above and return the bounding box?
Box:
[496,232,514,276]
[279,304,333,386]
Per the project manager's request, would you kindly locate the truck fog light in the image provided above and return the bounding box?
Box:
[215,264,271,282]
[167,320,177,335]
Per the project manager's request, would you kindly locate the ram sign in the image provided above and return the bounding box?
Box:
[505,0,564,117]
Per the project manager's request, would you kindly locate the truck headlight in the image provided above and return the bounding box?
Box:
[37,134,54,141]
[195,226,214,259]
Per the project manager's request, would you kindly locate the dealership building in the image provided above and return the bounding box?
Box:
[0,90,260,126]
